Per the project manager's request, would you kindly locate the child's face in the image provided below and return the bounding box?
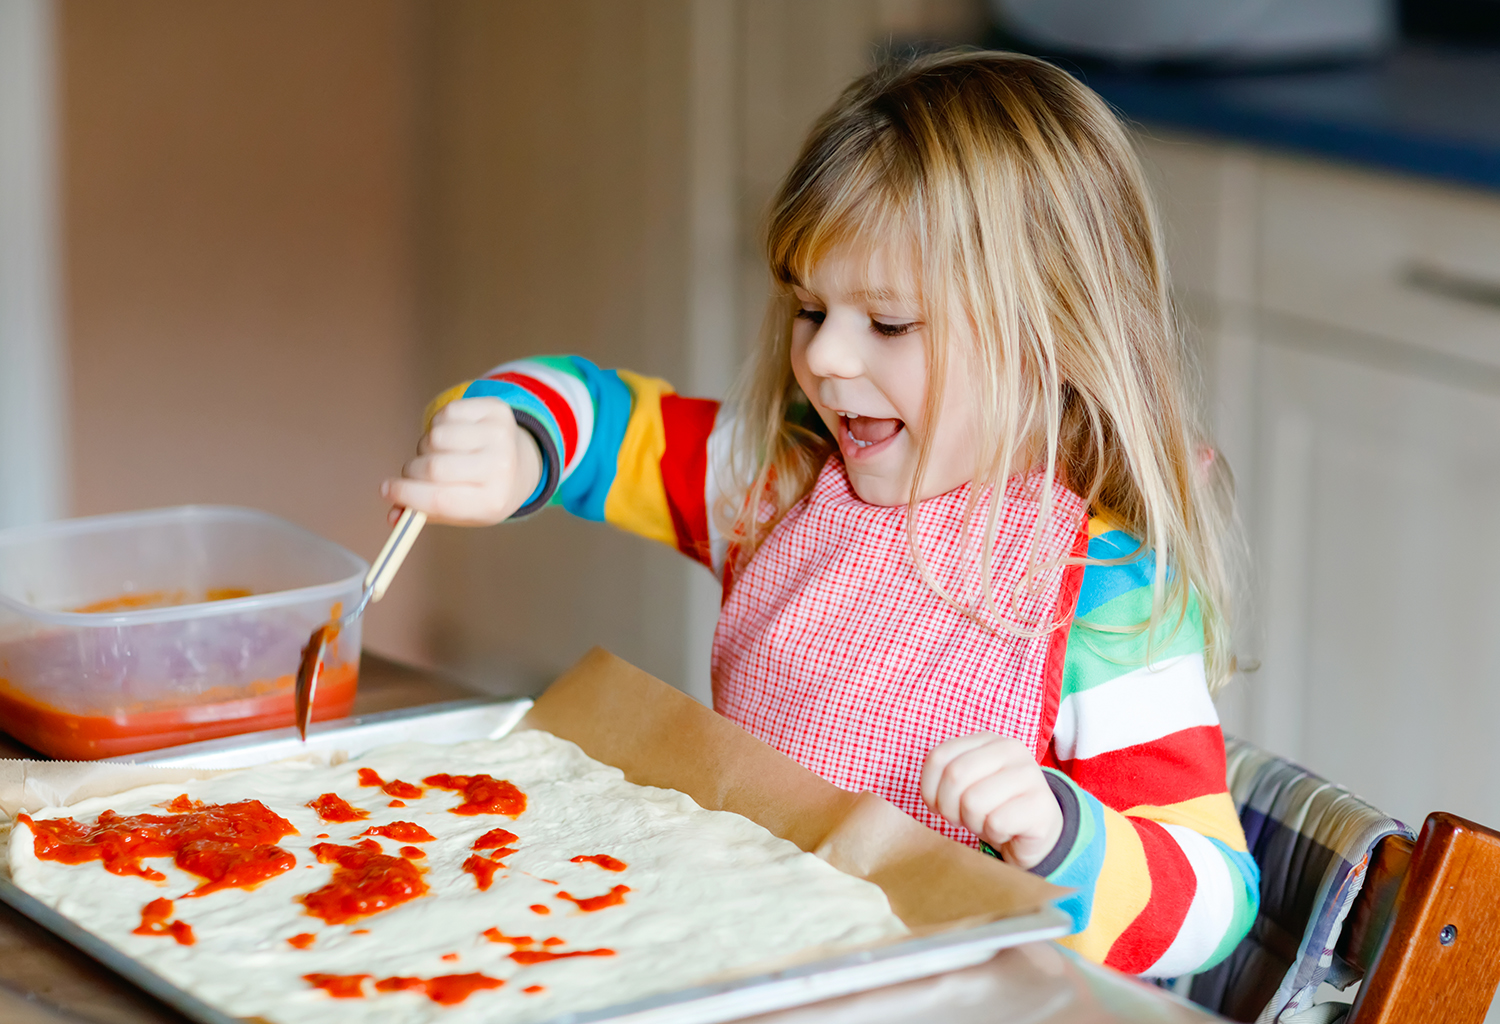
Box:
[790,244,980,507]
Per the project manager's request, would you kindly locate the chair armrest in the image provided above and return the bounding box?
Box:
[1348,812,1500,1024]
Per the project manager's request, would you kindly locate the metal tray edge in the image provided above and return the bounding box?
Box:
[17,702,1075,1024]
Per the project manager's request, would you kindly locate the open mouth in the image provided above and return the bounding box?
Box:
[839,413,904,455]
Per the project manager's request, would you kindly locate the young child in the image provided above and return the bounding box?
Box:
[385,51,1258,977]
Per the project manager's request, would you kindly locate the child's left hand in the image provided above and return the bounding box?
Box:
[920,732,1064,871]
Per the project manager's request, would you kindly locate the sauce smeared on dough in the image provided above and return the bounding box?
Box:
[17,799,295,883]
[307,972,504,1005]
[298,840,428,924]
[373,973,505,1005]
[304,974,369,998]
[511,948,615,965]
[463,854,508,891]
[570,854,627,872]
[133,898,194,945]
[422,774,526,817]
[557,885,630,912]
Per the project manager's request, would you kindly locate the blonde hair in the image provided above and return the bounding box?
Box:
[727,49,1242,689]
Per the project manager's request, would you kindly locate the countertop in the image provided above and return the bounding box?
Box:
[1080,43,1500,190]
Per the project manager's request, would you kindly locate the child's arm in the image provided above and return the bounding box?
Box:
[1037,523,1259,977]
[385,355,728,574]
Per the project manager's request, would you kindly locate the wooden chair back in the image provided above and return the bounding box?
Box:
[1340,812,1500,1024]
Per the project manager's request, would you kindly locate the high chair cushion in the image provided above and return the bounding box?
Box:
[1185,737,1412,1023]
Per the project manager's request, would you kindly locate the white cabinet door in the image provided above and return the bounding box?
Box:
[1252,322,1500,830]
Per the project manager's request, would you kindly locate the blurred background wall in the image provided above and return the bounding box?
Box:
[8,0,983,700]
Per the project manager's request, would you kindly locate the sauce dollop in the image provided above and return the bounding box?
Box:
[399,846,425,860]
[357,822,435,843]
[556,885,630,912]
[287,932,316,949]
[298,841,428,924]
[472,828,518,850]
[357,768,424,800]
[133,898,194,945]
[529,904,551,915]
[523,984,545,995]
[422,774,526,817]
[306,793,368,823]
[570,854,627,872]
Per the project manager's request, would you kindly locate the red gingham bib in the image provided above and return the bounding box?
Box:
[712,458,1088,845]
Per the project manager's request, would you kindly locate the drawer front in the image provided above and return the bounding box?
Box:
[1260,158,1500,370]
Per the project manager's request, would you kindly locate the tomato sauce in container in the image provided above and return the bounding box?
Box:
[0,507,367,759]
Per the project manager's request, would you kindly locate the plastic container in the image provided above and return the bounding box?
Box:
[0,506,367,759]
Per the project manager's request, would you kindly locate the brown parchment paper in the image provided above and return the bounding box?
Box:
[517,648,1064,930]
[1,647,1064,930]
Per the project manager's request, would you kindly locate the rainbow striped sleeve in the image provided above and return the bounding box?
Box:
[427,355,730,575]
[1039,521,1259,977]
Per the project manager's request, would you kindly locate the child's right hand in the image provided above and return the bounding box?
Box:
[381,397,543,526]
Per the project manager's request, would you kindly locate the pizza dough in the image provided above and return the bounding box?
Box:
[8,729,907,1023]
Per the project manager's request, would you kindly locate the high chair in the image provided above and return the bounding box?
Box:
[1182,737,1500,1024]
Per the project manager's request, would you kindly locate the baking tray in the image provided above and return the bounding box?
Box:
[1,700,1072,1024]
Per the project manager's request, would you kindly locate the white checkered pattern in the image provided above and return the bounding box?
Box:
[712,459,1087,846]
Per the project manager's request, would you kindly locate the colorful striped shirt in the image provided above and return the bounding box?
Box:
[431,355,1258,977]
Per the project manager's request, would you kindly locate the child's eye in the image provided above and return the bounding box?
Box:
[870,318,918,337]
[795,307,826,325]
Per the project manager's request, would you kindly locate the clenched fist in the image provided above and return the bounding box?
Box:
[920,732,1064,871]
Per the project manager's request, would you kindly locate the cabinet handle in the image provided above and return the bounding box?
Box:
[1402,260,1500,312]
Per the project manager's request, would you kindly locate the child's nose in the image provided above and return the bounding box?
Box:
[802,314,864,379]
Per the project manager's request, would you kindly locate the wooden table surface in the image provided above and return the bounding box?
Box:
[0,654,1219,1024]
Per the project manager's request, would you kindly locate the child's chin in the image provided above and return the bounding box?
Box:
[843,469,912,508]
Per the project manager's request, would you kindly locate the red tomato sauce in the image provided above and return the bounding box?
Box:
[570,854,627,872]
[524,984,546,994]
[556,885,630,912]
[463,854,507,891]
[529,904,550,915]
[510,948,615,965]
[0,661,357,760]
[472,828,518,850]
[304,973,370,998]
[357,768,424,799]
[368,974,504,1005]
[422,774,526,817]
[133,898,194,945]
[483,928,534,947]
[357,821,435,843]
[306,793,368,823]
[18,798,295,886]
[287,932,316,949]
[298,840,428,924]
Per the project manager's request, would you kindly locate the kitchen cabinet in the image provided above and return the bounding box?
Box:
[1137,134,1500,833]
